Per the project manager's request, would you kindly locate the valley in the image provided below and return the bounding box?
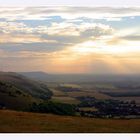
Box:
[0,71,140,132]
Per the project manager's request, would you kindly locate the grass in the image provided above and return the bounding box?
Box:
[67,91,111,100]
[0,109,140,133]
[51,96,80,105]
[50,88,66,96]
[79,107,98,112]
[0,91,39,111]
[50,88,80,104]
[59,84,81,88]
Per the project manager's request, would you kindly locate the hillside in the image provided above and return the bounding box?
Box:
[0,109,140,133]
[0,81,38,111]
[0,72,53,111]
[0,72,53,100]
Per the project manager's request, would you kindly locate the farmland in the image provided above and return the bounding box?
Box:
[0,72,140,132]
[48,82,140,104]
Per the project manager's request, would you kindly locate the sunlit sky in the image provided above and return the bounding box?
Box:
[0,0,140,6]
[0,6,140,74]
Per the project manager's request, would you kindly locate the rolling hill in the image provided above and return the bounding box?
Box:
[0,81,38,111]
[0,72,53,111]
[20,71,140,83]
[0,72,53,100]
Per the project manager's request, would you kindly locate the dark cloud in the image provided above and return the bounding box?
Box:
[120,35,140,41]
[0,42,69,52]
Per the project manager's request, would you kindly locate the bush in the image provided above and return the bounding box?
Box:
[30,101,76,116]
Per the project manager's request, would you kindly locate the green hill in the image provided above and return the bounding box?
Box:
[0,72,53,100]
[0,81,38,111]
[0,72,53,111]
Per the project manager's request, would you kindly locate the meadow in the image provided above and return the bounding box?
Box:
[0,109,140,133]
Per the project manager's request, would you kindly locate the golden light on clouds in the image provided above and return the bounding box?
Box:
[0,7,140,74]
[0,34,57,43]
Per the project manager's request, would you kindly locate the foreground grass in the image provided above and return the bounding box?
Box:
[0,110,140,133]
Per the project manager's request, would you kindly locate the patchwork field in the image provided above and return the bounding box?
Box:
[0,109,140,133]
[48,82,140,104]
[51,96,80,104]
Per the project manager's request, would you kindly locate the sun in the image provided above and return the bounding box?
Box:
[72,40,140,55]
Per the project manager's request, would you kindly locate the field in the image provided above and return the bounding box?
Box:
[0,109,140,133]
[50,87,80,104]
[48,82,140,104]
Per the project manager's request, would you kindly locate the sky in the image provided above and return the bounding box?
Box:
[0,0,140,6]
[0,6,140,74]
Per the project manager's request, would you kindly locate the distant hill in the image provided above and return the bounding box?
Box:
[19,71,50,81]
[0,72,53,111]
[19,71,140,83]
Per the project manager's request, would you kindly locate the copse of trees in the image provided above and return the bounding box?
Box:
[77,97,140,118]
[30,101,76,116]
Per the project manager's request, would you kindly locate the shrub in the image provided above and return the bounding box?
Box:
[30,101,76,116]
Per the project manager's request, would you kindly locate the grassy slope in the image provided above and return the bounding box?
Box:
[0,110,140,133]
[0,72,52,100]
[0,93,37,111]
[0,80,42,111]
[0,72,52,111]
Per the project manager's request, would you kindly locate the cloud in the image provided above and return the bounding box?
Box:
[0,6,139,74]
[0,33,57,43]
[18,7,140,19]
[0,7,140,21]
[120,35,140,41]
[0,21,114,52]
[0,42,69,52]
[0,21,113,36]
